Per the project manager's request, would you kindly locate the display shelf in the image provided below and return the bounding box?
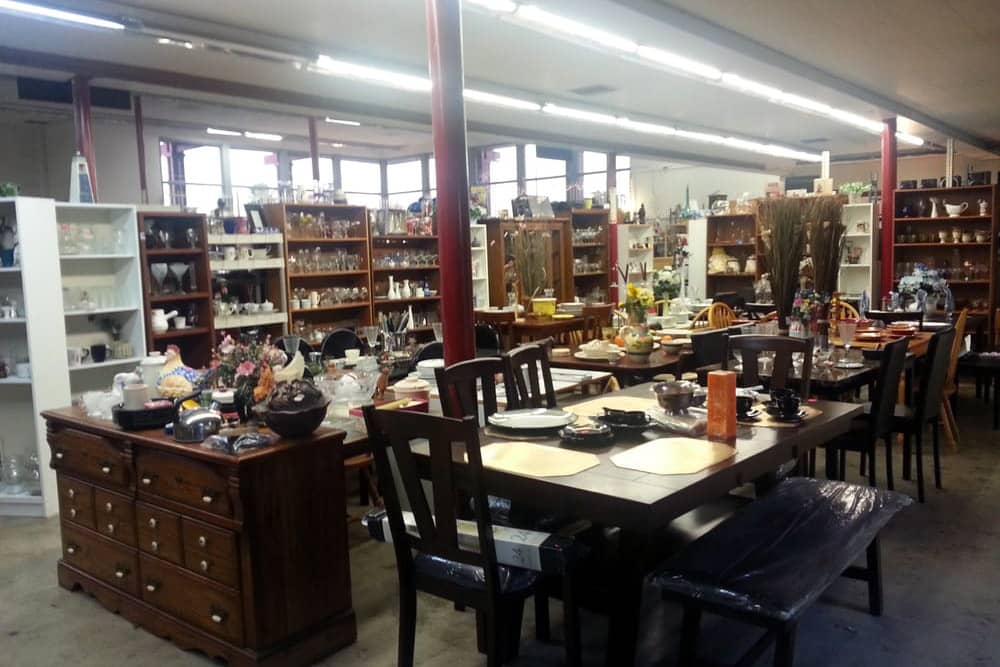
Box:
[371,235,438,241]
[287,236,369,244]
[207,232,284,245]
[211,258,285,271]
[138,211,213,367]
[208,223,287,339]
[708,272,757,278]
[291,270,370,278]
[893,216,991,223]
[841,264,871,268]
[60,253,134,261]
[895,242,991,247]
[64,306,139,317]
[372,296,440,306]
[0,317,26,324]
[838,202,877,298]
[215,312,288,329]
[0,267,21,273]
[68,356,143,372]
[705,213,759,298]
[369,213,441,338]
[483,218,571,305]
[0,376,32,385]
[371,266,439,272]
[290,302,370,315]
[470,225,490,309]
[567,209,610,302]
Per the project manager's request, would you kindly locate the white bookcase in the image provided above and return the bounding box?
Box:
[471,224,489,309]
[613,223,655,289]
[838,203,877,298]
[208,232,289,333]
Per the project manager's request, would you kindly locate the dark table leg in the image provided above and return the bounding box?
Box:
[994,373,999,430]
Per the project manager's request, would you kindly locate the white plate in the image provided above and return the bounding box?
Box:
[835,361,865,369]
[575,350,621,360]
[488,408,578,430]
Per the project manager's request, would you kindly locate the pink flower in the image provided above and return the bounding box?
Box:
[235,360,256,377]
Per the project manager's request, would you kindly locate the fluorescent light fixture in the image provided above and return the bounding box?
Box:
[464,0,517,12]
[675,129,727,146]
[330,142,345,148]
[464,88,541,111]
[720,73,782,100]
[325,117,361,126]
[0,0,125,29]
[243,131,282,141]
[516,5,637,53]
[826,108,884,133]
[780,93,831,115]
[635,45,721,80]
[616,118,676,136]
[896,132,925,146]
[542,103,619,126]
[156,37,170,44]
[314,55,431,92]
[206,127,242,136]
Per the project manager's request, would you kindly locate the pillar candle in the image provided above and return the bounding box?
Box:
[707,370,737,440]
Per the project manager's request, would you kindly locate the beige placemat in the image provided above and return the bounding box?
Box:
[611,437,735,475]
[479,442,600,477]
[739,404,823,429]
[566,395,659,418]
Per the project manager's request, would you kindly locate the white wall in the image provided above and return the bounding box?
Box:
[788,153,1000,190]
[0,121,47,195]
[631,158,779,216]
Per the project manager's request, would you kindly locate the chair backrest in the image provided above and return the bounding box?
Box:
[276,335,313,359]
[362,407,501,598]
[319,328,363,360]
[502,343,557,409]
[708,302,736,329]
[689,328,728,369]
[724,334,813,398]
[995,307,1000,349]
[475,323,502,357]
[917,327,957,422]
[474,309,515,350]
[713,291,745,312]
[833,301,861,320]
[867,336,909,438]
[582,303,614,341]
[944,308,968,390]
[413,341,444,364]
[691,305,712,329]
[867,310,924,327]
[435,357,507,425]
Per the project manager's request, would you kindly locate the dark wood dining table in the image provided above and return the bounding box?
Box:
[510,315,585,344]
[549,344,684,385]
[335,382,863,665]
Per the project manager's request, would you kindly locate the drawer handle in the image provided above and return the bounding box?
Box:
[67,488,75,499]
[198,535,207,548]
[148,517,158,528]
[200,559,210,572]
[69,508,77,518]
[140,474,156,486]
[210,609,227,624]
[107,523,115,534]
[55,451,65,460]
[100,464,112,475]
[150,540,159,552]
[114,566,129,579]
[105,502,113,512]
[201,492,215,505]
[145,580,160,593]
[66,543,78,555]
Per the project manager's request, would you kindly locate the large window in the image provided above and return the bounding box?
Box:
[229,148,279,211]
[341,159,383,209]
[386,159,423,209]
[524,144,567,204]
[291,156,334,190]
[581,151,608,200]
[486,145,517,217]
[616,155,632,210]
[160,142,224,214]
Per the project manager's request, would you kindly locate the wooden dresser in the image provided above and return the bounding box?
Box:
[42,408,356,666]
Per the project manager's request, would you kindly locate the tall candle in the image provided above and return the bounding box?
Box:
[707,370,737,440]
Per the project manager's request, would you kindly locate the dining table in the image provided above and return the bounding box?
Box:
[549,344,685,385]
[336,382,863,665]
[509,314,586,344]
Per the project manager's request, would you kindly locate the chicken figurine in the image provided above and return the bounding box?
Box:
[157,345,201,398]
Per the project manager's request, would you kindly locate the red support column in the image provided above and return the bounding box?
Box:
[880,118,897,298]
[71,74,98,200]
[426,0,474,363]
[133,95,149,204]
[307,117,321,182]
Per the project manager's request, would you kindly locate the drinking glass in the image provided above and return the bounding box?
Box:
[838,320,857,362]
[432,322,443,342]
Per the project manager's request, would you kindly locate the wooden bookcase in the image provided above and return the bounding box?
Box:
[891,184,998,326]
[482,218,572,306]
[208,230,287,341]
[369,227,441,338]
[566,209,611,302]
[704,213,759,298]
[138,211,214,368]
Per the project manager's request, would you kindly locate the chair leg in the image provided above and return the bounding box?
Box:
[485,609,503,667]
[563,572,581,667]
[858,451,867,478]
[915,430,926,503]
[398,584,417,667]
[883,437,895,491]
[902,433,912,481]
[358,468,369,506]
[943,400,960,451]
[867,439,877,488]
[866,538,884,616]
[534,592,550,641]
[679,604,702,665]
[932,420,943,490]
[504,599,525,661]
[774,622,798,667]
[838,450,846,481]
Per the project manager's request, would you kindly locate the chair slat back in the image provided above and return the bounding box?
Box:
[944,309,968,390]
[917,327,956,421]
[724,334,812,397]
[435,357,506,425]
[708,302,736,329]
[582,303,614,341]
[866,310,924,327]
[868,336,909,438]
[690,329,728,369]
[503,343,557,409]
[319,328,363,359]
[475,309,516,350]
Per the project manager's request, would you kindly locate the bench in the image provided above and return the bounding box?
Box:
[653,478,911,667]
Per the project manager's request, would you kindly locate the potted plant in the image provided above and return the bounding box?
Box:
[839,182,871,205]
[757,198,807,329]
[621,281,655,357]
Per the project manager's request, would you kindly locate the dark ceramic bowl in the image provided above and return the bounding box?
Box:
[263,401,329,439]
[653,381,697,413]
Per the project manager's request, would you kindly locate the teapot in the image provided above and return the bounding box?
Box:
[150,309,177,334]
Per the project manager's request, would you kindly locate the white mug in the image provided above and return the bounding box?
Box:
[15,362,30,378]
[223,246,237,262]
[174,316,187,329]
[239,246,252,261]
[344,348,361,364]
[122,383,149,411]
[67,347,90,367]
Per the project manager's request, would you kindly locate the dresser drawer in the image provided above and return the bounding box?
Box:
[57,476,95,530]
[181,517,240,589]
[93,488,136,547]
[135,450,233,518]
[135,502,183,565]
[62,522,139,596]
[49,428,128,488]
[139,554,243,645]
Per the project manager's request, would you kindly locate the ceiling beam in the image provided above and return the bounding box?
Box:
[609,0,1000,155]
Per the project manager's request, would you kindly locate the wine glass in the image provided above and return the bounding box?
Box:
[167,263,189,294]
[838,320,857,366]
[149,263,168,295]
[432,322,443,342]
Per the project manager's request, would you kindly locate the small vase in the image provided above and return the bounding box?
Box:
[788,317,807,339]
[623,325,654,357]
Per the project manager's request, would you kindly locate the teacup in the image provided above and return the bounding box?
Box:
[736,395,754,417]
[249,247,270,260]
[770,389,800,418]
[243,303,261,314]
[173,316,188,329]
[944,202,968,217]
[344,348,362,365]
[223,246,237,262]
[260,301,275,313]
[67,347,90,367]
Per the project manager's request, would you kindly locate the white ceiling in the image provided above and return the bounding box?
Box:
[0,0,990,169]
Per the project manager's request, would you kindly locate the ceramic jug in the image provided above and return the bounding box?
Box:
[150,309,177,334]
[400,279,412,299]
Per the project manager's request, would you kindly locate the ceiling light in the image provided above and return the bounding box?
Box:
[464,0,517,12]
[156,37,170,44]
[616,118,676,136]
[720,73,782,100]
[206,127,241,136]
[0,0,125,29]
[464,89,541,111]
[635,46,721,80]
[542,103,619,125]
[780,93,831,115]
[896,132,925,146]
[314,55,431,92]
[243,131,282,141]
[325,117,361,126]
[516,5,637,53]
[330,142,345,148]
[826,109,884,133]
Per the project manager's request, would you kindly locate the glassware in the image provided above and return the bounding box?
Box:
[149,263,168,295]
[837,320,857,362]
[432,322,443,342]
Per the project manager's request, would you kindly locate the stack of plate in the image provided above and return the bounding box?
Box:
[558,302,585,316]
[416,358,445,381]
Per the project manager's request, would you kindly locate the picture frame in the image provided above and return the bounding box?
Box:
[244,204,266,233]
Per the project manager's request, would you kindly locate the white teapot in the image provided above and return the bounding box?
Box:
[150,309,177,334]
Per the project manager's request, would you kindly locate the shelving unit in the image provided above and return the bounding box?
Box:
[611,223,654,302]
[482,218,571,306]
[137,211,214,367]
[56,203,146,394]
[208,229,287,341]
[369,231,440,336]
[567,209,610,302]
[892,184,998,325]
[838,203,878,298]
[470,224,490,310]
[0,197,72,517]
[704,213,759,298]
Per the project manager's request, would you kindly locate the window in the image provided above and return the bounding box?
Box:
[386,159,423,209]
[341,159,383,209]
[291,156,334,189]
[160,141,224,214]
[616,155,632,210]
[486,145,517,217]
[581,151,608,200]
[229,148,279,211]
[524,144,566,204]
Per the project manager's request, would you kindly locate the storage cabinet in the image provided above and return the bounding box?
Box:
[44,408,356,666]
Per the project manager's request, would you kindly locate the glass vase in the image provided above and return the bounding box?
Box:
[623,325,655,357]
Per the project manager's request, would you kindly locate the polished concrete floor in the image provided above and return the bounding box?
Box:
[3,387,1000,666]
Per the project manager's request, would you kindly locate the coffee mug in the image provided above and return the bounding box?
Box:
[15,362,30,378]
[223,246,237,262]
[90,344,109,364]
[239,246,252,261]
[174,316,187,329]
[344,348,362,365]
[122,383,150,411]
[67,347,90,366]
[736,395,754,417]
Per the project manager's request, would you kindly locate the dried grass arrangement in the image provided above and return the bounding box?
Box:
[806,198,846,297]
[757,198,807,327]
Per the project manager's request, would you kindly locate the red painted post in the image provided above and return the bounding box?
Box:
[307,117,321,182]
[880,118,897,298]
[71,74,98,200]
[426,0,474,363]
[133,95,149,204]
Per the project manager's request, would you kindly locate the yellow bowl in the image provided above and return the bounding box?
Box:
[531,298,557,316]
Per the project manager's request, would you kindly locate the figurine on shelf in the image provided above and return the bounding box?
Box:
[979,199,989,216]
[158,345,200,398]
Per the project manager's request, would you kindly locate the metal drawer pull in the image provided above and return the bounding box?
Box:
[114,567,129,579]
[198,535,207,547]
[150,541,159,552]
[55,451,64,460]
[148,518,157,528]
[66,544,78,555]
[67,488,75,498]
[105,502,113,512]
[69,508,77,518]
[201,492,215,504]
[200,560,209,572]
[100,465,111,475]
[141,476,152,486]
[145,581,159,593]
[210,610,227,624]
[107,523,115,533]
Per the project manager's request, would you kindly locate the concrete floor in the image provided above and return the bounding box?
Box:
[3,387,1000,666]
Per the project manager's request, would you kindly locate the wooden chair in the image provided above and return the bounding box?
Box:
[940,308,968,450]
[691,306,712,329]
[502,343,557,409]
[475,309,516,351]
[707,302,736,329]
[435,357,510,424]
[832,301,861,320]
[866,310,924,327]
[319,328,363,359]
[581,303,614,342]
[723,334,812,398]
[361,407,547,667]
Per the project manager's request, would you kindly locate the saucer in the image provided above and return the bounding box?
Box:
[737,409,760,421]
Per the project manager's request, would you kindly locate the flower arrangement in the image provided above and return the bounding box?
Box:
[623,282,655,324]
[206,334,288,412]
[652,266,682,301]
[791,288,825,323]
[897,263,949,296]
[838,182,872,195]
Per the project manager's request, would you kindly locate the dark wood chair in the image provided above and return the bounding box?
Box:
[866,310,924,327]
[319,328,363,359]
[581,303,615,342]
[362,407,546,667]
[476,323,503,357]
[475,309,516,351]
[502,343,557,409]
[724,334,813,398]
[275,335,313,359]
[435,357,510,424]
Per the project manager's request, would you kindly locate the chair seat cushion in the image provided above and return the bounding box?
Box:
[653,478,911,622]
[414,553,540,595]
